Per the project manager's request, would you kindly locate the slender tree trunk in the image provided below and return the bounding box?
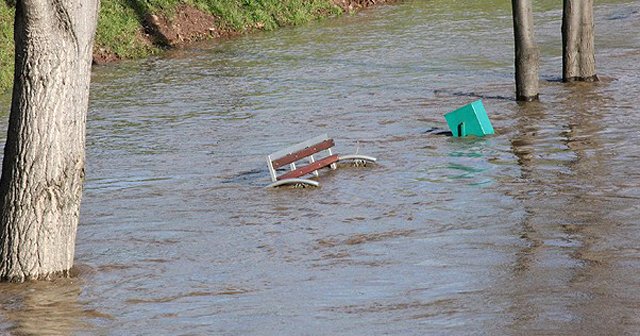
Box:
[562,0,598,82]
[0,0,99,282]
[512,0,540,101]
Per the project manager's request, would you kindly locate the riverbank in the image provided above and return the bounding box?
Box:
[0,4,12,95]
[0,0,395,94]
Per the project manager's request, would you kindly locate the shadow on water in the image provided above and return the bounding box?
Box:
[606,9,639,20]
[220,167,265,185]
[434,88,516,102]
[0,268,112,335]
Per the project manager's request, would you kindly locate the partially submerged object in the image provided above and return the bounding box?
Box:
[444,99,494,137]
[266,134,377,188]
[424,127,453,136]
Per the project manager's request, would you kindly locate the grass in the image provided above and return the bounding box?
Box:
[0,0,345,94]
[95,0,341,55]
[0,3,14,95]
[96,0,157,59]
[198,0,341,31]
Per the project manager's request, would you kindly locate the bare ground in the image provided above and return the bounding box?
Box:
[92,0,398,64]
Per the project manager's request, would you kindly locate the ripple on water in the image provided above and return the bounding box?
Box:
[0,0,637,334]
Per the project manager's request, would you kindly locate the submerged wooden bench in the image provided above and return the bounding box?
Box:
[266,134,377,188]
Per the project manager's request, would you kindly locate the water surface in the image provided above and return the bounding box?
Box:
[1,0,640,334]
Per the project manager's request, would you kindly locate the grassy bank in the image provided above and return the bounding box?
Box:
[0,4,13,94]
[0,0,356,94]
[96,0,342,58]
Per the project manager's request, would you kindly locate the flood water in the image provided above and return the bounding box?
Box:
[1,0,640,334]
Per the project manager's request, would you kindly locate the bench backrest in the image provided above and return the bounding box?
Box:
[267,134,339,182]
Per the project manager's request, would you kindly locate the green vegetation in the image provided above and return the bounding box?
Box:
[0,0,344,93]
[0,3,14,94]
[96,1,157,59]
[197,0,340,31]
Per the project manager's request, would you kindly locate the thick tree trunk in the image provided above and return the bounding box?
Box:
[0,0,99,282]
[511,0,540,101]
[562,0,598,82]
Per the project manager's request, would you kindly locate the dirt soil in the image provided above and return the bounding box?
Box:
[92,1,397,64]
[143,4,222,47]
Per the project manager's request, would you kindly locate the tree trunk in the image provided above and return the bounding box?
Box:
[562,0,598,82]
[511,0,540,101]
[0,0,99,282]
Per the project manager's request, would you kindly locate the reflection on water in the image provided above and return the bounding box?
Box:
[0,271,111,335]
[502,79,640,334]
[1,0,639,334]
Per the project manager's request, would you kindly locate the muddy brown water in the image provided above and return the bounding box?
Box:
[1,0,639,334]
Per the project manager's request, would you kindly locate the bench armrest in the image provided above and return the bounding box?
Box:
[337,154,377,163]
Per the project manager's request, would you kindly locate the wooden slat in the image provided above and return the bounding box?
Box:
[271,139,335,169]
[277,154,339,180]
[268,134,330,159]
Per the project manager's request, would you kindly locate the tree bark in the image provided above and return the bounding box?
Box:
[562,0,598,82]
[0,0,99,282]
[511,0,540,101]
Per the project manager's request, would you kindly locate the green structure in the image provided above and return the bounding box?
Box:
[444,99,495,137]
